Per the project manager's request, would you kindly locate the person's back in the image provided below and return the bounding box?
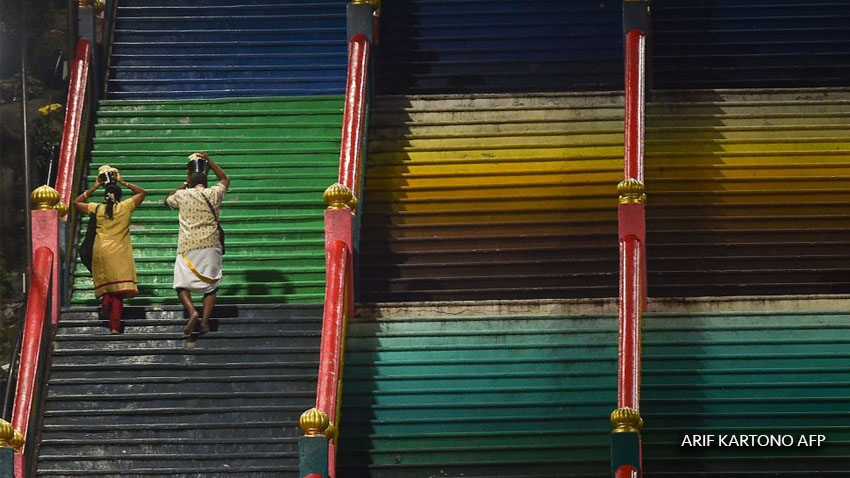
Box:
[168,182,226,255]
[165,152,230,336]
[74,166,146,333]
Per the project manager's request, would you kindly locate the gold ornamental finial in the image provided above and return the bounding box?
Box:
[323,183,356,210]
[55,201,68,218]
[617,178,647,204]
[324,421,336,440]
[351,0,379,6]
[0,419,24,451]
[610,407,643,433]
[31,185,60,211]
[299,408,330,437]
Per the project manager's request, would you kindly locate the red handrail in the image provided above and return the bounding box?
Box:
[612,27,648,478]
[623,30,645,185]
[617,234,642,409]
[11,247,54,475]
[55,39,91,210]
[338,34,371,197]
[315,239,351,474]
[619,27,647,412]
[305,13,374,478]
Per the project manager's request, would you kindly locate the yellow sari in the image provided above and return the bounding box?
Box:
[87,199,139,298]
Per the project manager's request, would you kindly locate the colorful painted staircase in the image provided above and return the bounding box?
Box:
[43,1,348,476]
[43,1,850,477]
[361,88,850,302]
[70,96,343,306]
[361,92,624,301]
[337,307,850,477]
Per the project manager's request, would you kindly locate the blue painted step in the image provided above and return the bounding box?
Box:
[375,0,623,94]
[119,0,333,6]
[653,0,850,89]
[108,0,349,99]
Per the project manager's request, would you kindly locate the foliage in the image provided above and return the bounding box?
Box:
[0,72,45,103]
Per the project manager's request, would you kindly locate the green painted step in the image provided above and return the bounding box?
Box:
[338,311,850,477]
[71,97,343,306]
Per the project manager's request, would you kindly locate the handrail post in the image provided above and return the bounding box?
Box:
[613,1,650,477]
[302,2,378,477]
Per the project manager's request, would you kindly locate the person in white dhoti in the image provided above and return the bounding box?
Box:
[165,152,230,335]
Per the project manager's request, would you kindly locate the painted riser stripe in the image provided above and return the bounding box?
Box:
[113,44,344,55]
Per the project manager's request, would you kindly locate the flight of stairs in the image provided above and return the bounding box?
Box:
[36,305,321,477]
[109,0,348,99]
[338,307,850,477]
[71,97,343,306]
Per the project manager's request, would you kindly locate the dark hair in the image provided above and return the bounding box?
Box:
[104,183,123,219]
[188,172,208,188]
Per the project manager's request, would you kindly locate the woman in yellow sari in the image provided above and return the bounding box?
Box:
[74,168,146,333]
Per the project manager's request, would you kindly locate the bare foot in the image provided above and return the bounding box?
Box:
[199,318,210,334]
[183,311,200,335]
[110,328,121,335]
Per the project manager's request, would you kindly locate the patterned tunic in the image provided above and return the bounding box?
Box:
[165,183,227,254]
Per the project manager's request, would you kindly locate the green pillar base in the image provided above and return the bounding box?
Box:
[299,435,329,478]
[611,431,641,474]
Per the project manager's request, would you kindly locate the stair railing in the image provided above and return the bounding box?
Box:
[0,3,106,474]
[611,2,651,477]
[299,2,378,477]
[10,246,54,478]
[55,39,92,213]
[1,187,67,478]
[57,34,98,308]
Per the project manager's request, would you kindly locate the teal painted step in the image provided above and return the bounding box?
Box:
[338,312,850,477]
[71,96,343,306]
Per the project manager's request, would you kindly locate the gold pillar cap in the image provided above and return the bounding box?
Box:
[299,408,330,436]
[323,183,357,211]
[611,407,643,433]
[617,178,647,204]
[55,201,68,218]
[32,185,60,210]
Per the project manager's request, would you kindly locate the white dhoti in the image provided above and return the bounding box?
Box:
[173,247,222,294]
